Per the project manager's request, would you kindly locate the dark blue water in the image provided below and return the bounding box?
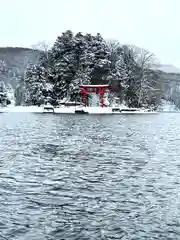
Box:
[0,112,180,239]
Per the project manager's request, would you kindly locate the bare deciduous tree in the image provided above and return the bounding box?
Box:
[128,45,159,107]
[106,39,122,68]
[31,40,51,53]
[129,45,157,68]
[31,40,53,82]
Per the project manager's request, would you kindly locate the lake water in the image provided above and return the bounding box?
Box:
[0,112,180,239]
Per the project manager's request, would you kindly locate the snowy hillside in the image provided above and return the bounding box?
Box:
[0,47,40,88]
[152,64,180,74]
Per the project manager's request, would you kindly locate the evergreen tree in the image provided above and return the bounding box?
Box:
[69,32,92,101]
[0,60,8,75]
[24,64,47,106]
[0,81,5,93]
[113,45,140,107]
[50,30,76,103]
[0,81,11,106]
[89,33,111,84]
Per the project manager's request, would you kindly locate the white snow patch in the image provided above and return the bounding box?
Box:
[55,107,75,114]
[56,106,112,114]
[0,106,113,114]
[6,89,15,106]
[0,106,43,113]
[159,100,178,112]
[0,105,158,115]
[85,107,112,114]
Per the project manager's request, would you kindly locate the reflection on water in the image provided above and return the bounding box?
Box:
[0,112,180,239]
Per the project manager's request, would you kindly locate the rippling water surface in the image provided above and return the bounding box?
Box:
[0,112,180,239]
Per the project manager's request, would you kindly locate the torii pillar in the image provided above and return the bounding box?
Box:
[80,85,110,107]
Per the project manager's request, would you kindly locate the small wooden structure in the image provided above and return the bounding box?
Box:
[60,102,82,107]
[43,104,55,113]
[79,85,110,107]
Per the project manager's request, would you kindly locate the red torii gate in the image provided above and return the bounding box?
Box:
[79,85,110,107]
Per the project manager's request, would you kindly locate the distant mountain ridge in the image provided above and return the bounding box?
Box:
[152,63,180,74]
[151,63,180,105]
[0,47,40,87]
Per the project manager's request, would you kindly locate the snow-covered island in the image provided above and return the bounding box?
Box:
[21,31,161,111]
[0,30,180,114]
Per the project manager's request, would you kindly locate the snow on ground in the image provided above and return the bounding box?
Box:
[55,107,75,114]
[0,106,43,113]
[0,106,113,114]
[159,100,178,112]
[0,106,159,115]
[85,107,112,114]
[55,106,112,114]
[6,89,15,107]
[0,101,178,114]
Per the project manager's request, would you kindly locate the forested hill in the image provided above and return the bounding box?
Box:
[151,64,180,104]
[0,47,40,88]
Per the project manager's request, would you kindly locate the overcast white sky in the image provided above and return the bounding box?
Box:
[0,0,180,66]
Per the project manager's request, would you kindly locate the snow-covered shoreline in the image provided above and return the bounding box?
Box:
[0,106,159,115]
[0,106,112,114]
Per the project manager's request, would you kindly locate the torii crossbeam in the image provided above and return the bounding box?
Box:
[79,85,110,107]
